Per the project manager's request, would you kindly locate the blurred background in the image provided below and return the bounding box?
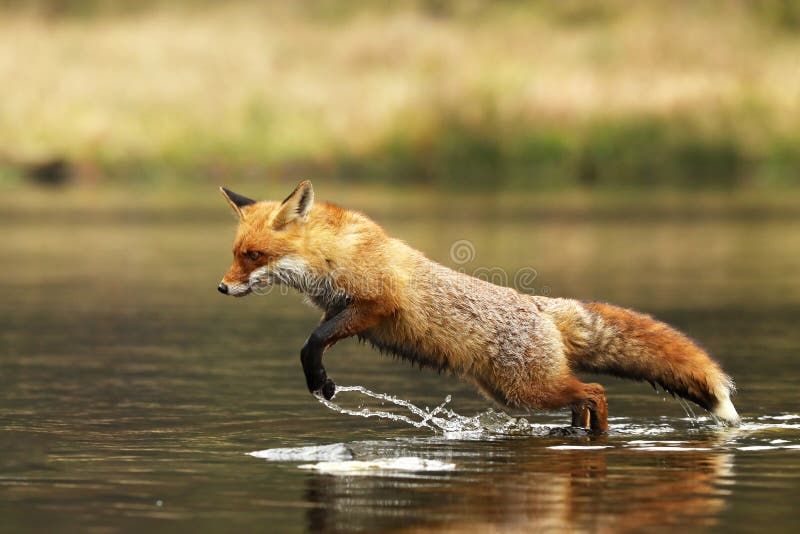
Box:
[3,2,800,533]
[1,0,799,194]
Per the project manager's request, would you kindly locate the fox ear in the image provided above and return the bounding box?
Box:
[220,187,256,218]
[274,180,314,228]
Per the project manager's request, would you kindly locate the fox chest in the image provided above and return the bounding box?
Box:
[358,325,451,373]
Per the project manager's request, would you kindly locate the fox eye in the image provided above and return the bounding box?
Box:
[246,250,262,261]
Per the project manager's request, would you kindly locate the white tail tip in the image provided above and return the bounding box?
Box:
[713,395,740,426]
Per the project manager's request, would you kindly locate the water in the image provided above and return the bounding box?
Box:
[2,192,800,533]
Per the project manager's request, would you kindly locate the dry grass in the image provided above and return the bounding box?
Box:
[0,1,799,186]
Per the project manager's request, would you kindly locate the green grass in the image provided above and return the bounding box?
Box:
[329,115,800,190]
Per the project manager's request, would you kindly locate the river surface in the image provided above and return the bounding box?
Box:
[1,190,799,533]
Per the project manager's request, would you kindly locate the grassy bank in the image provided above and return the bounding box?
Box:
[1,1,799,189]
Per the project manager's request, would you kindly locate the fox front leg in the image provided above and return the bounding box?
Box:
[300,303,381,400]
[301,324,336,401]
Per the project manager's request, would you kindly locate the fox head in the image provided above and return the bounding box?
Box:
[218,180,315,297]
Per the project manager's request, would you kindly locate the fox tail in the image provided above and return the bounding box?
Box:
[567,301,739,425]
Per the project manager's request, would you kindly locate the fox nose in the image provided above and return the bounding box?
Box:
[217,283,228,295]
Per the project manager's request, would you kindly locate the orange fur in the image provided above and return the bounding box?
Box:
[218,182,739,431]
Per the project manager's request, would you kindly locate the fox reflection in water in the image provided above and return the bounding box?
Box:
[302,441,732,533]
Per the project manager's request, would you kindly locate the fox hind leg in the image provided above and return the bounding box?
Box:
[571,405,590,428]
[565,381,608,432]
[586,383,608,432]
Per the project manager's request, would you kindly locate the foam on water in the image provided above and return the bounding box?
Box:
[297,457,456,475]
[736,421,800,431]
[607,422,676,436]
[548,445,613,450]
[628,440,687,445]
[249,443,353,462]
[248,439,459,476]
[632,446,713,451]
[246,405,800,477]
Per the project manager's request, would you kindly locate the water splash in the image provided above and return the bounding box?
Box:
[316,385,542,438]
[677,397,699,423]
[315,387,800,446]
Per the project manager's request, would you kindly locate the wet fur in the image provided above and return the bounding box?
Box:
[220,183,739,431]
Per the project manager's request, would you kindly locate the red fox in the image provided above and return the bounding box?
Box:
[218,181,739,431]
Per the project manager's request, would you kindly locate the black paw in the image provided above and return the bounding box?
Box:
[320,378,336,400]
[306,368,327,394]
